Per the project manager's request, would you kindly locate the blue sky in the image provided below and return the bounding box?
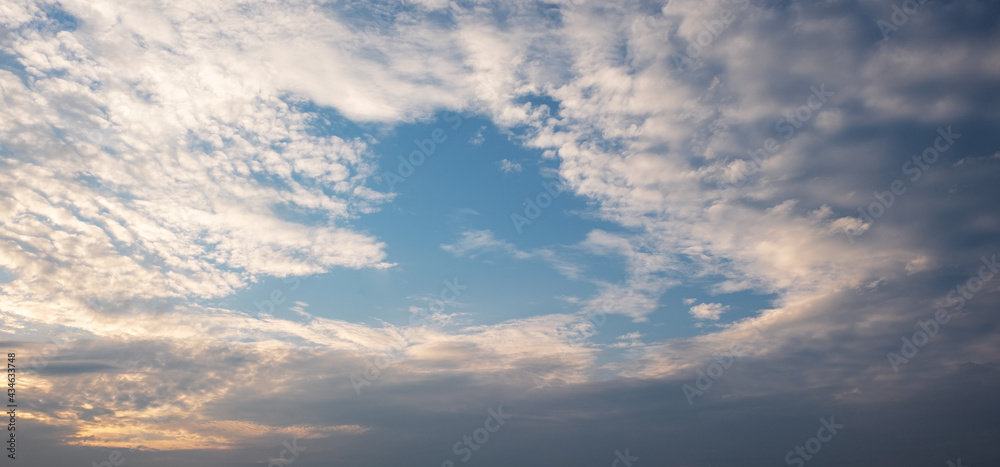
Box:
[218,107,778,347]
[1,0,1000,466]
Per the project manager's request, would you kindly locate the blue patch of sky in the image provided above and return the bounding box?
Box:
[0,50,28,85]
[20,3,79,33]
[218,102,776,348]
[0,266,13,284]
[219,108,611,329]
[284,97,380,141]
[324,0,404,31]
[578,284,777,356]
[513,93,560,114]
[358,111,608,323]
[538,3,566,28]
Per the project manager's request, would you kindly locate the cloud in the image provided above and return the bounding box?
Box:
[2,0,1000,464]
[610,331,643,348]
[689,302,729,321]
[0,0,404,329]
[575,230,678,321]
[470,125,487,146]
[498,158,522,173]
[440,229,531,259]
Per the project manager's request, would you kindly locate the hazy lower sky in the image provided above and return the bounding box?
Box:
[1,0,999,466]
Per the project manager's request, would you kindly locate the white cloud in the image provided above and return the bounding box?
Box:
[610,331,643,348]
[440,229,531,260]
[0,1,406,316]
[689,303,729,321]
[471,125,487,146]
[498,158,522,173]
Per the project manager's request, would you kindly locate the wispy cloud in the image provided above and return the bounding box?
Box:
[498,158,521,173]
[440,229,531,260]
[471,125,487,146]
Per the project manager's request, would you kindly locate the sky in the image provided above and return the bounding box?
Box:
[0,0,999,466]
